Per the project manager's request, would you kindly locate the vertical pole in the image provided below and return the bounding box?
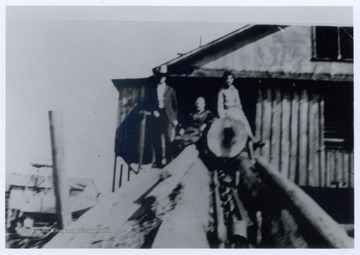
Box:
[49,111,71,229]
[112,156,117,192]
[138,85,147,172]
[138,113,146,172]
[138,112,151,172]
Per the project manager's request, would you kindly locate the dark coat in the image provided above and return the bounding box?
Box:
[145,79,178,123]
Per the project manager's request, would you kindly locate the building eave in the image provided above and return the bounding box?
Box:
[153,24,288,76]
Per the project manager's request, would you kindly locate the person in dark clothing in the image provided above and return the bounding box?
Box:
[179,96,214,143]
[146,65,178,168]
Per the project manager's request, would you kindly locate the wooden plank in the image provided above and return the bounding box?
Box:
[289,89,299,183]
[338,151,344,187]
[255,87,264,158]
[280,90,291,178]
[339,152,344,186]
[298,90,309,186]
[308,92,319,187]
[330,151,336,187]
[307,92,314,186]
[319,96,326,187]
[45,145,199,248]
[152,158,211,248]
[324,151,328,187]
[349,152,354,188]
[313,93,320,186]
[116,92,124,127]
[334,151,341,185]
[270,87,282,170]
[342,152,349,188]
[261,88,272,163]
[327,151,334,187]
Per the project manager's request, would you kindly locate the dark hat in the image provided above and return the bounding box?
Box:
[207,118,248,158]
[154,65,168,76]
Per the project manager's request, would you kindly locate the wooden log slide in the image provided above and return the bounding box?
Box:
[237,156,354,248]
[44,145,212,248]
[44,118,353,248]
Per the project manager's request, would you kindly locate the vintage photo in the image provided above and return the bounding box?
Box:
[5,5,354,249]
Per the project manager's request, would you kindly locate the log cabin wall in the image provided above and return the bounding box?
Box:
[254,80,353,188]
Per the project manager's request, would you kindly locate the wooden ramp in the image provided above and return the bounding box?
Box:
[44,145,211,248]
[44,144,353,248]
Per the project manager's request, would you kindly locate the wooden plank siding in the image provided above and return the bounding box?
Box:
[280,90,291,178]
[319,96,326,187]
[270,87,282,170]
[261,88,272,163]
[255,84,353,188]
[289,89,299,182]
[298,89,309,186]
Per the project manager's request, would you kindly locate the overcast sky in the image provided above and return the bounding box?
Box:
[5,5,354,195]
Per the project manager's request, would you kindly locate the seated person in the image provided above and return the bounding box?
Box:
[179,96,214,143]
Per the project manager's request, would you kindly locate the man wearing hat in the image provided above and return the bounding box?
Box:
[147,65,178,168]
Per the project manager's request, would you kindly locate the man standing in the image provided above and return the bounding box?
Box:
[148,65,178,168]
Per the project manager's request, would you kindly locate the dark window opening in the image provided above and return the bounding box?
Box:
[313,26,353,62]
[323,83,353,150]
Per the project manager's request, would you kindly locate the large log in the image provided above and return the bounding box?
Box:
[237,156,354,248]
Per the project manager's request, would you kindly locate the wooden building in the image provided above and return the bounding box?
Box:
[7,169,99,230]
[112,24,353,190]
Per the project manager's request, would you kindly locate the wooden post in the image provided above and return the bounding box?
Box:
[138,111,151,172]
[49,111,71,229]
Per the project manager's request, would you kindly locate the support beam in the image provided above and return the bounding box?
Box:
[49,111,71,229]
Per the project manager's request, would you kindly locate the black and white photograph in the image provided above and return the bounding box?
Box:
[2,1,357,251]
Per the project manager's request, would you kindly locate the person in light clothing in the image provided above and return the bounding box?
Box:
[217,71,263,148]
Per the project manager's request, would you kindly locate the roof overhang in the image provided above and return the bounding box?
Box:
[153,24,288,76]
